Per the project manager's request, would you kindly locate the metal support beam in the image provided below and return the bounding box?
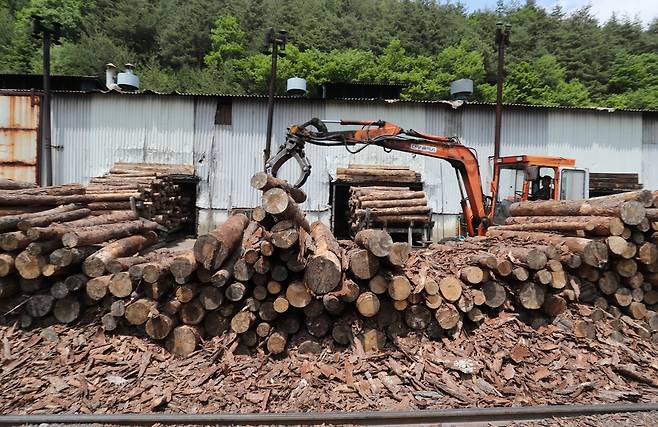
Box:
[0,403,657,425]
[42,29,52,186]
[493,23,511,162]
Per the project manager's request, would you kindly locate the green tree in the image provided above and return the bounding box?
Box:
[205,15,246,67]
[0,0,85,72]
[606,53,658,109]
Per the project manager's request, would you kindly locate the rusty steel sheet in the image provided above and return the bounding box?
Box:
[0,94,40,183]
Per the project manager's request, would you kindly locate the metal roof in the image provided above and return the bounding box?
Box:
[4,87,657,114]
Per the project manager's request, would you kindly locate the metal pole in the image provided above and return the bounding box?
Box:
[493,24,510,162]
[263,41,278,170]
[42,29,52,186]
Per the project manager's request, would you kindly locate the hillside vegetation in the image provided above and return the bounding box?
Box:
[1,0,657,108]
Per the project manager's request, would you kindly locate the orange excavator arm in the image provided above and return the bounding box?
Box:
[266,118,491,236]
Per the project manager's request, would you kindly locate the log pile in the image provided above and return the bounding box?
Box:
[336,164,421,184]
[589,172,643,197]
[479,189,658,334]
[4,169,658,359]
[348,185,431,231]
[88,162,197,231]
[0,205,172,327]
[0,163,196,232]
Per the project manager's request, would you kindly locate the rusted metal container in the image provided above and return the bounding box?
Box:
[0,94,40,183]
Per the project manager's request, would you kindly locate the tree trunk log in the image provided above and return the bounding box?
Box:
[359,197,428,209]
[482,282,506,308]
[169,251,197,279]
[509,199,645,226]
[250,172,307,203]
[108,271,135,298]
[304,221,343,295]
[435,304,460,329]
[0,231,31,252]
[0,204,79,233]
[62,219,159,248]
[518,282,545,309]
[348,248,379,280]
[388,275,412,301]
[82,232,158,277]
[356,291,380,317]
[354,229,394,257]
[145,313,176,340]
[193,213,249,270]
[166,325,201,357]
[0,253,15,277]
[439,276,463,302]
[262,188,310,232]
[125,298,157,326]
[15,251,46,279]
[53,296,80,323]
[266,329,287,354]
[17,208,91,231]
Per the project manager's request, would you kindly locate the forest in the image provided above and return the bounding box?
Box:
[1,0,657,108]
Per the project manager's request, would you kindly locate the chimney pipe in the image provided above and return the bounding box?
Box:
[105,63,117,90]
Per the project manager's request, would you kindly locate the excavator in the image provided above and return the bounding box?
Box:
[265,118,589,237]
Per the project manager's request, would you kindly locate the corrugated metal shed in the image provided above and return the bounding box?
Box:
[51,94,195,184]
[0,94,39,183]
[47,93,658,237]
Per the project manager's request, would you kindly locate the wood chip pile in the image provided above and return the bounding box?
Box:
[2,304,658,414]
[348,186,431,231]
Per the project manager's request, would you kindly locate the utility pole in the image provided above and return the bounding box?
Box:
[262,28,288,170]
[32,15,61,186]
[493,23,511,162]
[42,29,52,186]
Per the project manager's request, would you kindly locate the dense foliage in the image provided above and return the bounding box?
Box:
[1,0,657,108]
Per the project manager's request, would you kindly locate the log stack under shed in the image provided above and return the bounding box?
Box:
[335,164,421,185]
[89,162,197,232]
[348,186,432,232]
[0,163,197,232]
[589,173,643,197]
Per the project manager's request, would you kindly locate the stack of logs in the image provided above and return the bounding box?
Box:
[0,205,166,327]
[481,190,658,336]
[0,183,123,217]
[336,164,421,185]
[88,162,196,231]
[0,163,196,231]
[4,170,658,357]
[348,186,431,231]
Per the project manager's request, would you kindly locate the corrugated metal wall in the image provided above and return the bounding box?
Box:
[0,94,39,183]
[642,114,658,189]
[51,94,195,184]
[49,93,658,237]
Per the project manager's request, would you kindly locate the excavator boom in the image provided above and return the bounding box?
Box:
[267,118,491,235]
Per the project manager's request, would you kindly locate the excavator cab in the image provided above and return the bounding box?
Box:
[491,155,589,225]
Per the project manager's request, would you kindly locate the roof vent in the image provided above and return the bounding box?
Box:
[450,79,473,101]
[287,77,307,96]
[117,63,139,91]
[105,63,120,91]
